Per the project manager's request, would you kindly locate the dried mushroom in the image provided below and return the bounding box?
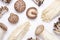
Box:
[26,7,38,19]
[14,0,26,13]
[2,0,11,3]
[8,13,19,24]
[53,18,60,34]
[33,0,44,6]
[0,6,8,18]
[0,23,7,40]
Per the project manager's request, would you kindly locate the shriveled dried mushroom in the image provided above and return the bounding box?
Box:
[33,0,44,6]
[26,7,38,19]
[14,0,26,13]
[0,6,8,18]
[8,13,19,24]
[0,23,7,40]
[2,0,11,3]
[53,18,60,35]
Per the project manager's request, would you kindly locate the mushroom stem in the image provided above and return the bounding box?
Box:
[8,22,30,40]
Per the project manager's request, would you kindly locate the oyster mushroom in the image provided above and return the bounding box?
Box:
[8,13,19,24]
[53,18,60,35]
[0,23,7,40]
[0,6,8,18]
[26,7,38,19]
[33,0,44,6]
[2,0,11,3]
[14,0,26,13]
[35,25,59,40]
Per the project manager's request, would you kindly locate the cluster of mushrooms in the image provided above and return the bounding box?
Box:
[0,0,60,40]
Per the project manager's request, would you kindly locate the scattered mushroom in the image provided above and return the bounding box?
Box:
[14,0,26,13]
[33,0,44,6]
[53,17,60,35]
[0,6,8,18]
[26,7,38,19]
[2,0,11,3]
[8,13,19,24]
[0,23,7,40]
[35,25,59,40]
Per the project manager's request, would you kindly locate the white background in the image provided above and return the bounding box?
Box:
[0,0,60,40]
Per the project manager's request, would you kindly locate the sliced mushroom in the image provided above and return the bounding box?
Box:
[0,23,7,40]
[8,13,19,24]
[14,0,26,13]
[26,7,38,19]
[33,0,44,6]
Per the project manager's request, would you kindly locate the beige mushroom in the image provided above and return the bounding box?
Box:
[35,25,59,40]
[26,7,38,19]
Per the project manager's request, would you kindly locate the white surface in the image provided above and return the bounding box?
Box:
[0,0,60,40]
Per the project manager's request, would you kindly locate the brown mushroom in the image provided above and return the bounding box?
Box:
[2,0,11,3]
[14,0,26,13]
[8,13,19,24]
[26,7,38,19]
[33,0,44,6]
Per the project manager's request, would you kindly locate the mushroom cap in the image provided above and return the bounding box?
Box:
[8,13,19,24]
[14,0,26,13]
[35,25,44,36]
[0,23,7,31]
[26,7,37,19]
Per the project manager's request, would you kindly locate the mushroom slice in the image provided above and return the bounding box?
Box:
[26,7,38,19]
[35,25,59,40]
[33,0,44,6]
[0,23,7,40]
[8,22,30,40]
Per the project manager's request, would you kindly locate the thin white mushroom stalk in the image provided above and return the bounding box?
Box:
[8,22,30,40]
[35,25,59,40]
[41,0,60,22]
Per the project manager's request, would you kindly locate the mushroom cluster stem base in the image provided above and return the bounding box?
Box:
[41,0,60,22]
